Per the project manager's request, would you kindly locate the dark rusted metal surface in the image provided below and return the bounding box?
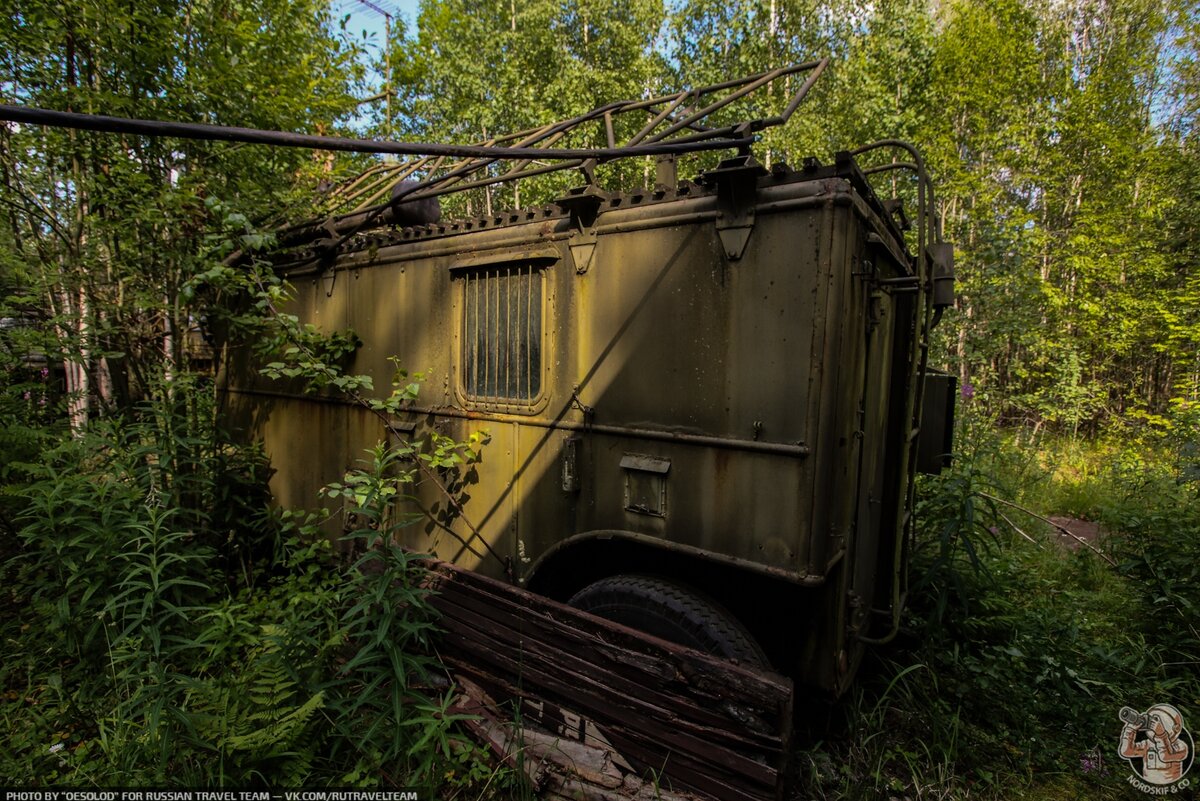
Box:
[221,154,949,694]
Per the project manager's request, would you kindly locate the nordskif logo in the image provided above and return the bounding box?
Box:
[1118,704,1193,794]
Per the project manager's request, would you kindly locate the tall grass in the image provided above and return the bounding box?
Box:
[800,408,1200,800]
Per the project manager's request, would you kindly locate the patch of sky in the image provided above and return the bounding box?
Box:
[332,0,419,134]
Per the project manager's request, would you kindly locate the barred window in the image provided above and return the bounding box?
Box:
[461,264,543,404]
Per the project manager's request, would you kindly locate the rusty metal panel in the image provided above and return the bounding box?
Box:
[261,396,348,515]
[233,177,880,577]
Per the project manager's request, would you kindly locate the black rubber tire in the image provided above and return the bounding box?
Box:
[568,574,768,668]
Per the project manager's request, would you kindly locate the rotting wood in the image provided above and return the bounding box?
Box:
[432,594,787,762]
[430,563,789,706]
[434,619,781,783]
[437,638,778,798]
[451,676,711,801]
[432,581,784,743]
[429,591,789,799]
[424,560,793,801]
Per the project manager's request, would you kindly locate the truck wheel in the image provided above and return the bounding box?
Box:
[568,574,768,668]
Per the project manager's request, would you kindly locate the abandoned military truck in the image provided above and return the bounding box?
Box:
[221,62,956,696]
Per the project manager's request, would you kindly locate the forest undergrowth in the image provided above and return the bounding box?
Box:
[0,250,511,792]
[0,389,507,793]
[4,354,1197,799]
[800,405,1200,800]
[3,0,1200,796]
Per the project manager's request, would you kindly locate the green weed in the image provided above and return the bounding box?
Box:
[0,374,505,792]
[803,411,1200,800]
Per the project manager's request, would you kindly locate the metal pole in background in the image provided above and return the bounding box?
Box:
[349,0,395,138]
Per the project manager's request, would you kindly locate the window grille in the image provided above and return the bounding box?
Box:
[461,264,543,405]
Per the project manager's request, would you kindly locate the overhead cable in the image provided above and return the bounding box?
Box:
[0,104,754,159]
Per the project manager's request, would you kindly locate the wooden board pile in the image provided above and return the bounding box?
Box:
[424,562,794,801]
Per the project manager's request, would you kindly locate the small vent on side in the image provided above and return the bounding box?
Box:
[620,454,670,518]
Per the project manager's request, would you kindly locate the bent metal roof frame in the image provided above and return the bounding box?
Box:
[281,59,829,248]
[0,60,830,250]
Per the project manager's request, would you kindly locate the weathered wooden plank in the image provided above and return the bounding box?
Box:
[435,625,779,787]
[432,586,786,750]
[448,660,766,801]
[428,563,791,704]
[450,676,711,801]
[428,577,788,743]
[433,571,784,707]
[441,672,777,801]
[425,565,792,727]
[427,582,792,724]
[426,566,793,735]
[423,560,793,801]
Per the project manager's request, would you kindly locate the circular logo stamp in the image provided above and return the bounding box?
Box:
[1118,704,1193,794]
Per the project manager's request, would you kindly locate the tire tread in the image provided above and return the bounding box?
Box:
[568,574,768,667]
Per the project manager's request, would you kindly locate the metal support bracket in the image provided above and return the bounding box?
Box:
[702,154,766,261]
[655,155,677,190]
[556,185,609,274]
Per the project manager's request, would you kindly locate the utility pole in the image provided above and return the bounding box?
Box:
[350,0,394,137]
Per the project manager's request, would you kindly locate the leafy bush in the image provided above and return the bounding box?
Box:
[0,374,501,790]
[2,212,503,789]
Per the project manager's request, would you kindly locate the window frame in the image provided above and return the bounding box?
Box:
[451,251,555,415]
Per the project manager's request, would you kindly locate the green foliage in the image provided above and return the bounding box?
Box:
[0,156,508,782]
[910,414,1007,624]
[4,0,1200,795]
[0,377,503,789]
[368,0,1200,433]
[385,0,668,212]
[802,414,1200,799]
[0,302,64,535]
[0,0,367,428]
[1,171,500,786]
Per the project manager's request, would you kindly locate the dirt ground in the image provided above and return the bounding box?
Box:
[1047,516,1106,551]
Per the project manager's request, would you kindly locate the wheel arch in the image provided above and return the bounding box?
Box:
[523,529,825,671]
